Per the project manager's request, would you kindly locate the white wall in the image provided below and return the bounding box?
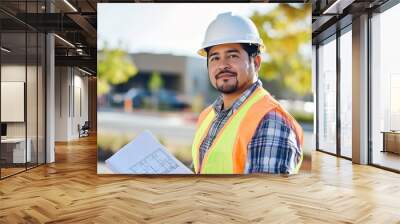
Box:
[1,65,25,127]
[1,64,46,163]
[55,67,69,141]
[71,72,89,138]
[54,67,89,141]
[1,65,27,138]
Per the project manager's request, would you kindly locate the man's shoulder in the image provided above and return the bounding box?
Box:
[253,109,301,150]
[260,109,289,128]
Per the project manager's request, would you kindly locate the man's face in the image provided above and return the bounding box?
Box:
[207,43,259,94]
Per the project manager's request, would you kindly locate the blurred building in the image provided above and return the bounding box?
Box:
[110,53,216,104]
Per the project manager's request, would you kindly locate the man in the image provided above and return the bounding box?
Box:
[191,12,303,174]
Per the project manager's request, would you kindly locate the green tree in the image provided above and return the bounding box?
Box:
[148,71,164,93]
[97,45,138,95]
[148,71,164,110]
[251,3,312,96]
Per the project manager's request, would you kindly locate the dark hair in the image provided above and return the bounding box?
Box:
[205,43,261,60]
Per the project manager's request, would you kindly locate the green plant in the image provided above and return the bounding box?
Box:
[251,4,312,96]
[290,111,313,124]
[98,43,138,95]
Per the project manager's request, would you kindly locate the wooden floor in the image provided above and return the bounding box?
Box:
[1,163,45,178]
[1,135,400,223]
[0,167,26,177]
[372,151,400,171]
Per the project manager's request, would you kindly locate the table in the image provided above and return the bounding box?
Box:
[381,131,400,154]
[1,138,31,163]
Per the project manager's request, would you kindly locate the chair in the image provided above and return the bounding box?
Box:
[78,121,90,138]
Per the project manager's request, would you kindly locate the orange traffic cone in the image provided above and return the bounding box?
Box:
[124,98,133,112]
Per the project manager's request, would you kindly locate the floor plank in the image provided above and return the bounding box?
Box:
[0,135,399,223]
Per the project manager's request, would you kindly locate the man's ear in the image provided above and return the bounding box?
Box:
[253,55,262,71]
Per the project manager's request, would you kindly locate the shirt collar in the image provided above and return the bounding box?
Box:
[213,79,263,114]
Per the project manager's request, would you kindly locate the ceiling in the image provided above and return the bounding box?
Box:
[311,0,391,44]
[0,0,396,73]
[0,0,98,73]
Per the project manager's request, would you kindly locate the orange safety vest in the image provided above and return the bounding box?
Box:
[191,86,304,174]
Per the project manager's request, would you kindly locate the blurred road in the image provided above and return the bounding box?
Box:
[98,110,196,145]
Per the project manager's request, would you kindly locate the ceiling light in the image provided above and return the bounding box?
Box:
[76,48,85,55]
[63,0,78,12]
[1,47,11,53]
[54,34,75,48]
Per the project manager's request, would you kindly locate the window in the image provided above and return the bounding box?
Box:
[317,36,337,154]
[371,3,400,171]
[339,28,352,158]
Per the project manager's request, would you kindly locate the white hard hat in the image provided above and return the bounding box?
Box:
[198,12,264,57]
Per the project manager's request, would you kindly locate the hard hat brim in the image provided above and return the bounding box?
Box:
[198,39,264,57]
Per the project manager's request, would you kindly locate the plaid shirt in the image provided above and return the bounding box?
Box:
[198,80,302,174]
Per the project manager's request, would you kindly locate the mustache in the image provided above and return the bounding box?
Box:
[215,70,237,79]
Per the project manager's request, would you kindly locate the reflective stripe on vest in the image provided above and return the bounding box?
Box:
[192,86,304,174]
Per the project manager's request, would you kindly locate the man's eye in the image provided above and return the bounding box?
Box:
[228,54,238,58]
[210,57,219,62]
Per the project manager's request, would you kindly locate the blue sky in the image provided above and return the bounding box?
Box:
[97,3,278,58]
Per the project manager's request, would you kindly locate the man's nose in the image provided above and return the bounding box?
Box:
[217,57,231,71]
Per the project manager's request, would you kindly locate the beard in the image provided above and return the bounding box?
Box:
[216,76,239,94]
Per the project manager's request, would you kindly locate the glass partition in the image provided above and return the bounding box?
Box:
[0,1,46,179]
[339,28,352,158]
[1,30,28,178]
[317,36,337,155]
[27,30,38,169]
[38,32,45,165]
[371,3,400,171]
